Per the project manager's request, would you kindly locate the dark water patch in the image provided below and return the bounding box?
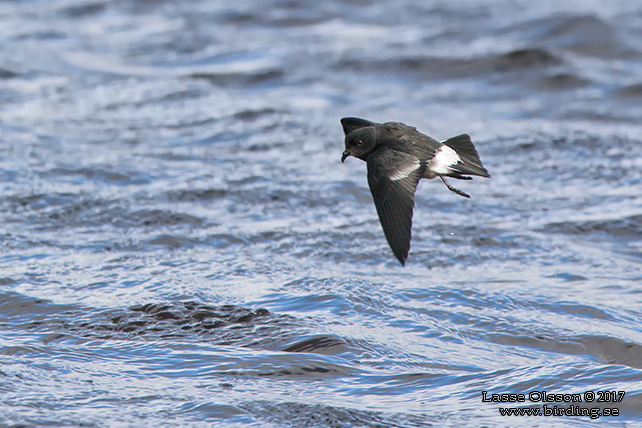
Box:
[187,68,284,87]
[500,133,592,154]
[168,401,248,424]
[0,291,79,330]
[282,334,347,354]
[144,87,208,105]
[216,10,257,25]
[127,209,205,228]
[44,166,152,186]
[488,332,642,369]
[613,82,642,99]
[558,108,633,123]
[166,188,228,202]
[232,107,283,122]
[8,193,207,230]
[101,302,274,342]
[6,193,80,213]
[192,131,255,148]
[536,300,615,321]
[541,214,642,239]
[211,2,334,27]
[538,215,642,263]
[0,69,19,79]
[284,231,396,266]
[558,336,642,369]
[498,14,639,59]
[492,48,562,71]
[61,1,107,18]
[539,14,638,58]
[129,301,271,324]
[489,132,641,187]
[261,7,333,28]
[338,48,562,80]
[580,336,642,368]
[145,234,193,249]
[14,298,333,354]
[534,72,592,90]
[411,232,544,269]
[240,401,432,428]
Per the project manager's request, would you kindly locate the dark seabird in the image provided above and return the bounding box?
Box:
[340,117,490,266]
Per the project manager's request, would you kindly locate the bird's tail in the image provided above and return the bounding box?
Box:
[441,134,490,179]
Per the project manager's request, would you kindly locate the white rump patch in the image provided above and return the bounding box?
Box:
[390,158,421,181]
[430,145,461,174]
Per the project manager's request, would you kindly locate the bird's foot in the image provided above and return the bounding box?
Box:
[440,176,470,198]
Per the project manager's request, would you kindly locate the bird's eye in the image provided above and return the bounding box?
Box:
[356,140,363,146]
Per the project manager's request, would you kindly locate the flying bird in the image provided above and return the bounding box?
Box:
[340,117,490,266]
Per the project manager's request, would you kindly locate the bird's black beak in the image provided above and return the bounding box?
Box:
[341,150,350,163]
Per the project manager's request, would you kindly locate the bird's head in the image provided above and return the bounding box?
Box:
[341,127,377,163]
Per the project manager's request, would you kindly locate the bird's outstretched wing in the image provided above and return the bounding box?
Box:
[366,147,424,266]
[341,117,377,135]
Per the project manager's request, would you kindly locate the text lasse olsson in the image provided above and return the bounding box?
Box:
[482,391,584,403]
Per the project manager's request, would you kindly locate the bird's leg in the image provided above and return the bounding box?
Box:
[440,176,470,198]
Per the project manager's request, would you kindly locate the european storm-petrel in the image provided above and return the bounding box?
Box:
[340,117,490,266]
